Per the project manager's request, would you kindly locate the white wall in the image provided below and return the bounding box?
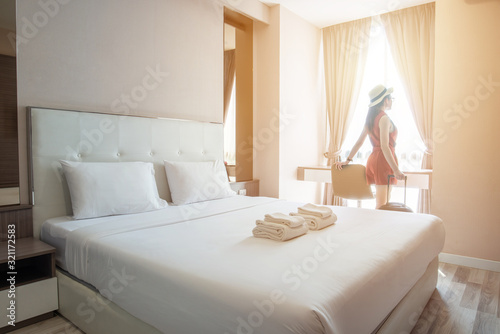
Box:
[278,6,324,202]
[17,0,223,121]
[253,6,281,198]
[253,5,324,202]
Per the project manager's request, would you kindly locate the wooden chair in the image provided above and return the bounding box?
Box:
[331,164,374,208]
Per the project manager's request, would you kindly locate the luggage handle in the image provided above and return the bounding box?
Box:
[387,174,408,205]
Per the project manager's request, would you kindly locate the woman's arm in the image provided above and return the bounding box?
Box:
[379,116,404,180]
[334,127,368,169]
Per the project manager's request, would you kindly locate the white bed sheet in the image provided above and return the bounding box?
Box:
[41,196,445,334]
[40,195,275,270]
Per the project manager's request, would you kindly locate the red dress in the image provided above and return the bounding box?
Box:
[366,111,398,185]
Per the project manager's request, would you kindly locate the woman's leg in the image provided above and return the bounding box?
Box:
[375,185,391,208]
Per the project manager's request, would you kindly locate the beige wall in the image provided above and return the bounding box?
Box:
[253,6,281,198]
[433,0,500,261]
[17,0,224,121]
[228,0,269,24]
[278,6,324,203]
[253,5,324,201]
[16,0,268,204]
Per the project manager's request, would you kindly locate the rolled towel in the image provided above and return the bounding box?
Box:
[290,212,337,230]
[253,220,309,241]
[264,212,305,228]
[297,203,333,218]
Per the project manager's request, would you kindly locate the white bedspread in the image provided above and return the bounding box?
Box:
[41,196,445,334]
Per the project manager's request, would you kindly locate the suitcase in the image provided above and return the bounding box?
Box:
[378,175,413,213]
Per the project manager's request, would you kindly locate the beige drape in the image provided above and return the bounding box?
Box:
[380,3,435,213]
[322,17,372,205]
[224,50,236,122]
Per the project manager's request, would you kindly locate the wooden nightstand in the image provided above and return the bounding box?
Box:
[0,205,33,241]
[0,238,58,333]
[230,180,259,196]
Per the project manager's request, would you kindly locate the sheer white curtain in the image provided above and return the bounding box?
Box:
[322,17,372,205]
[381,3,435,213]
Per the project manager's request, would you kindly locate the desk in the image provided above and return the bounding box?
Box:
[297,166,432,190]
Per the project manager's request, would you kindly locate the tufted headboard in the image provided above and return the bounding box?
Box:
[28,107,224,239]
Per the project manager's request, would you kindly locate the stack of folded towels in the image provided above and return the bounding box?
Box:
[252,204,337,241]
[252,213,309,241]
[290,203,337,230]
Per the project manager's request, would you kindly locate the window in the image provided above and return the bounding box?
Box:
[340,19,424,209]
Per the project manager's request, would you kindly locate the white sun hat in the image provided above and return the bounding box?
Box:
[368,84,393,107]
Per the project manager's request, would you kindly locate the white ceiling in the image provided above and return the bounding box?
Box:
[261,0,434,28]
[0,1,435,33]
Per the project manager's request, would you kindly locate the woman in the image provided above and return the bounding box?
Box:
[335,84,405,208]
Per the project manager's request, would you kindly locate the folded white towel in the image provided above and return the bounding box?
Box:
[290,212,337,230]
[253,220,309,241]
[264,213,305,228]
[297,203,333,218]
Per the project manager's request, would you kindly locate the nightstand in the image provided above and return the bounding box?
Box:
[0,238,58,333]
[0,205,33,241]
[230,180,259,196]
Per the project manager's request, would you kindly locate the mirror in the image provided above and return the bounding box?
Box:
[224,8,253,182]
[224,23,236,181]
[0,0,20,206]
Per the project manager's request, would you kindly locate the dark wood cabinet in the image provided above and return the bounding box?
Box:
[0,205,33,241]
[0,54,19,189]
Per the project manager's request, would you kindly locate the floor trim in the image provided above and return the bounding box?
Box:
[439,252,500,272]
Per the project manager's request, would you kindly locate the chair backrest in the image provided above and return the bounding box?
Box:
[331,164,374,200]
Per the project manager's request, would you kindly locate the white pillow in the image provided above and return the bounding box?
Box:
[164,160,235,205]
[60,161,168,219]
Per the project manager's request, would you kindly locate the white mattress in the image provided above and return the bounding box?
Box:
[41,196,445,334]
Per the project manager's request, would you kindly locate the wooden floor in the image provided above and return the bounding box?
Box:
[8,315,83,334]
[8,263,500,334]
[411,262,500,334]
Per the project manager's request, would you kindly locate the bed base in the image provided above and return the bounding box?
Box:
[372,257,438,334]
[56,270,162,334]
[56,257,438,334]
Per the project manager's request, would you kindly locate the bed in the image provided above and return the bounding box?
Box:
[29,107,445,334]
